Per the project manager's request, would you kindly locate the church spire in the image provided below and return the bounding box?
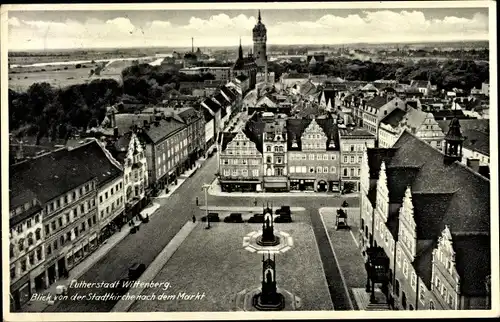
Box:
[238,37,243,60]
[258,9,262,22]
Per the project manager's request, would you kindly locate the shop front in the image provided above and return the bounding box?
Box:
[289,178,315,191]
[329,180,341,192]
[219,179,260,192]
[10,273,31,311]
[263,178,289,192]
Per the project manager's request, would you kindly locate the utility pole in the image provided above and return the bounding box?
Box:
[202,183,211,229]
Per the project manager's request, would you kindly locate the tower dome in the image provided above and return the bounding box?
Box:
[252,10,267,39]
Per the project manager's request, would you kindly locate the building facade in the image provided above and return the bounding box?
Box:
[262,118,289,192]
[218,130,263,192]
[339,128,376,192]
[286,118,341,192]
[359,125,490,311]
[178,107,205,168]
[361,96,405,139]
[179,67,231,82]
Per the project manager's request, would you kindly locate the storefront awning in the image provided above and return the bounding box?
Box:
[264,182,288,188]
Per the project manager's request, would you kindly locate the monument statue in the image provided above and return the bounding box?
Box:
[253,253,285,310]
[257,203,280,246]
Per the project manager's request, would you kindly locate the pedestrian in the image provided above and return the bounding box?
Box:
[192,215,196,223]
[196,197,199,206]
[254,198,257,206]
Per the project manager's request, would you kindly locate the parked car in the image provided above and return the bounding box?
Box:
[248,214,264,223]
[224,213,244,223]
[201,213,220,222]
[128,263,146,281]
[275,205,291,216]
[275,214,292,223]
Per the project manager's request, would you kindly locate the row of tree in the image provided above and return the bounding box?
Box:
[271,57,489,92]
[9,57,489,143]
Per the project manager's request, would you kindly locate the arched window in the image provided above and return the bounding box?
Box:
[344,168,348,176]
[429,300,435,310]
[266,146,271,152]
[35,228,41,240]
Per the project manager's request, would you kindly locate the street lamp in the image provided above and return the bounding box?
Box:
[202,183,211,229]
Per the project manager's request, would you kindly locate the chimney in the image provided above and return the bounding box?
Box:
[467,158,480,173]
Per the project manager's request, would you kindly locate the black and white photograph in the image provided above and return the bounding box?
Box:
[1,1,498,320]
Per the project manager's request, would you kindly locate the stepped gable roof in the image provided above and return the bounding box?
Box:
[178,107,201,125]
[453,233,491,296]
[381,108,407,128]
[299,80,317,96]
[243,115,266,153]
[391,131,490,234]
[202,97,222,114]
[319,89,336,105]
[285,118,311,151]
[220,132,238,152]
[316,118,340,151]
[10,140,122,214]
[139,117,186,144]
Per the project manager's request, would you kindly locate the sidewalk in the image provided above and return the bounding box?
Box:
[111,221,197,312]
[207,178,360,199]
[319,207,366,310]
[154,159,205,199]
[23,202,162,312]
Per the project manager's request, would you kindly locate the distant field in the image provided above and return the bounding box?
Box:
[8,66,122,92]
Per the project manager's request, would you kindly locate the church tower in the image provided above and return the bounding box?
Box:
[252,10,268,70]
[443,116,465,165]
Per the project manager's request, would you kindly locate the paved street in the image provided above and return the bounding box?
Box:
[46,155,360,312]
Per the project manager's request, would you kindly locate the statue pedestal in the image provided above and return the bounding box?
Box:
[252,292,285,311]
[256,235,280,246]
[233,286,301,311]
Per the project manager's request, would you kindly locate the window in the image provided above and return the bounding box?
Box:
[351,156,355,163]
[403,259,408,277]
[45,224,50,236]
[330,166,336,173]
[224,169,230,176]
[344,156,348,163]
[21,259,27,272]
[36,248,42,261]
[252,170,259,177]
[317,167,322,173]
[27,219,32,228]
[65,213,70,223]
[350,145,354,152]
[35,214,40,223]
[343,168,348,176]
[309,154,314,160]
[429,300,435,310]
[28,233,34,246]
[324,167,328,173]
[309,167,315,173]
[99,196,103,203]
[411,272,417,290]
[60,235,65,245]
[266,146,271,152]
[47,244,52,255]
[290,166,295,173]
[419,284,426,303]
[35,229,41,240]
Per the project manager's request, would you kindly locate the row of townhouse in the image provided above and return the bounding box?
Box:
[217,115,376,193]
[359,123,491,310]
[9,139,127,311]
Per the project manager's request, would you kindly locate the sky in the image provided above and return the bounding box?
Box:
[6,5,490,51]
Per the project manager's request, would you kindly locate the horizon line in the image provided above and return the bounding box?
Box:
[8,39,490,52]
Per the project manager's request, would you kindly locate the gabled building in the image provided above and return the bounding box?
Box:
[410,80,432,96]
[218,129,263,192]
[338,128,376,192]
[232,41,258,90]
[359,126,490,311]
[262,118,288,192]
[378,107,445,150]
[201,97,223,136]
[177,107,205,168]
[318,88,336,111]
[358,95,405,139]
[286,117,341,192]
